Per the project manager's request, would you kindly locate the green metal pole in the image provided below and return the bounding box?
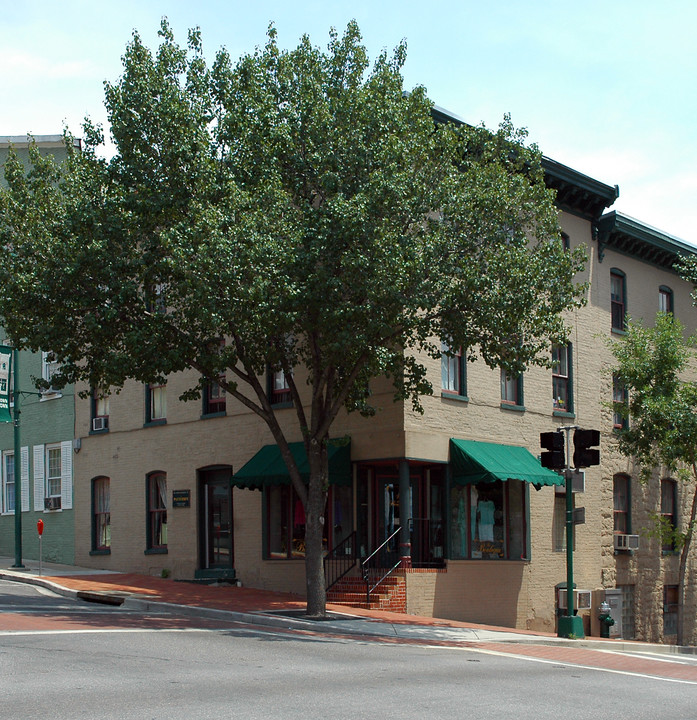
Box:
[12,347,24,569]
[557,426,583,638]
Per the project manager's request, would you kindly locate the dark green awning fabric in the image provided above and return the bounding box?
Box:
[450,438,563,488]
[233,440,351,489]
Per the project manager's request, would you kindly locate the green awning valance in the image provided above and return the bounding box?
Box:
[450,438,563,488]
[233,440,351,489]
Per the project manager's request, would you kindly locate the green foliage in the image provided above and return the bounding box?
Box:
[611,312,697,480]
[643,511,688,552]
[0,19,589,616]
[0,21,585,423]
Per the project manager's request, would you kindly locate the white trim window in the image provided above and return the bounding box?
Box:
[33,442,73,511]
[46,445,61,498]
[2,451,14,514]
[41,351,61,397]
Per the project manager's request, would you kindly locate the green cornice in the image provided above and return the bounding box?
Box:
[596,211,696,270]
[430,105,618,220]
[541,156,619,221]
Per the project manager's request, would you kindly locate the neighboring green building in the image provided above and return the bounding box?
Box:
[0,136,78,564]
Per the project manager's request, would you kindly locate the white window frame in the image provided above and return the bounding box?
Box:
[2,450,14,515]
[46,444,62,498]
[33,442,72,511]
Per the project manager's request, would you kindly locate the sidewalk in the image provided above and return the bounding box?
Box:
[0,556,692,654]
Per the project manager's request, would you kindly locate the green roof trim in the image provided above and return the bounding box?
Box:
[450,438,563,488]
[430,104,618,220]
[596,211,696,270]
[233,440,351,488]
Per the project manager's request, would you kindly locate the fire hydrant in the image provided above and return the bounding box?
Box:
[598,601,615,638]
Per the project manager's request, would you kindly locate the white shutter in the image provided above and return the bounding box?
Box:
[21,446,29,512]
[60,440,72,510]
[33,444,44,511]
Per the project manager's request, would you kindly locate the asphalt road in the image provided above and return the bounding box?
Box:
[1,580,696,720]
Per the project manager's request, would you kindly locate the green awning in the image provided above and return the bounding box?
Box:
[450,438,563,488]
[233,440,351,489]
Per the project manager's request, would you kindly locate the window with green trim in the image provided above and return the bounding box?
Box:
[441,342,467,397]
[611,269,626,331]
[552,343,573,413]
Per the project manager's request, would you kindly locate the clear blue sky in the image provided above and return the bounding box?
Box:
[3,0,695,243]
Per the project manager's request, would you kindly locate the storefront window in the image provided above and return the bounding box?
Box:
[266,485,350,560]
[449,480,527,560]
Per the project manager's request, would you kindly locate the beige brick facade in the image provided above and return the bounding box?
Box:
[72,175,697,643]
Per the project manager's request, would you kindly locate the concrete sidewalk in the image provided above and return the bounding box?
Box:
[0,556,692,655]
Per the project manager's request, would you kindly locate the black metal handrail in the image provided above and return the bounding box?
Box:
[361,526,402,605]
[324,531,357,591]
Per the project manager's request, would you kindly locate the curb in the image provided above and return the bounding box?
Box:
[3,569,696,655]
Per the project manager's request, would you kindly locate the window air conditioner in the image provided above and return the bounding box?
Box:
[614,534,639,551]
[92,416,109,432]
[557,588,592,610]
[44,496,62,511]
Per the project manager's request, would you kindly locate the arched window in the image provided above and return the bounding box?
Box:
[659,286,674,315]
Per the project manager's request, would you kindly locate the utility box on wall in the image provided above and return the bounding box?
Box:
[604,588,623,638]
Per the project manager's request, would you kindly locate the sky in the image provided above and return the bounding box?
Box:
[2,0,696,243]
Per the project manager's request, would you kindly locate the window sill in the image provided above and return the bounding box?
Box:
[500,403,525,413]
[611,328,627,336]
[270,401,293,410]
[553,410,575,419]
[39,392,63,401]
[143,419,167,428]
[89,428,110,436]
[201,410,227,420]
[90,548,111,556]
[144,547,168,555]
[441,391,469,403]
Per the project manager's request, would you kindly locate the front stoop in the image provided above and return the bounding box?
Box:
[327,574,406,612]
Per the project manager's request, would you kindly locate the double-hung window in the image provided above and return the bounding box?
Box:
[613,474,631,535]
[269,368,292,406]
[145,383,167,424]
[610,270,626,332]
[33,442,72,512]
[203,377,226,415]
[46,445,62,499]
[91,391,110,432]
[2,451,14,514]
[500,369,523,409]
[146,472,167,551]
[661,478,677,552]
[552,344,573,413]
[92,477,111,552]
[41,351,61,397]
[659,286,674,314]
[441,342,467,398]
[613,375,628,430]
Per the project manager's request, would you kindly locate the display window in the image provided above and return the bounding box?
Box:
[449,479,527,560]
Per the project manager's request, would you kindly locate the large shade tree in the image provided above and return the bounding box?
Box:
[0,21,586,616]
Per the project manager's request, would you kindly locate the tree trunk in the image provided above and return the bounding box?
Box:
[304,441,329,617]
[677,474,697,646]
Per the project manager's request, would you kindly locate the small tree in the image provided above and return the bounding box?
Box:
[0,20,586,616]
[611,312,697,645]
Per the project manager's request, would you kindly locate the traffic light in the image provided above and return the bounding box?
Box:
[573,428,600,468]
[540,431,565,470]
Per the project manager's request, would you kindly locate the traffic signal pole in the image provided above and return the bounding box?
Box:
[557,425,584,639]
